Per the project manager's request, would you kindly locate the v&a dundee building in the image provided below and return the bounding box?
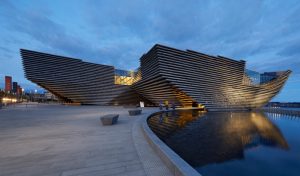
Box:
[20,44,291,111]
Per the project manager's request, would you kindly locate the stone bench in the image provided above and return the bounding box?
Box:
[128,109,142,116]
[100,114,119,125]
[123,105,137,108]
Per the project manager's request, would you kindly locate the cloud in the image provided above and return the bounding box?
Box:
[277,39,300,57]
[80,0,300,63]
[2,0,299,70]
[0,0,300,101]
[0,46,12,53]
[0,0,100,61]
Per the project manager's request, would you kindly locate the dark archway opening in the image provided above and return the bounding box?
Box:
[192,102,198,107]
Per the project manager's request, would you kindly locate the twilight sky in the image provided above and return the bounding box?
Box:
[0,0,299,101]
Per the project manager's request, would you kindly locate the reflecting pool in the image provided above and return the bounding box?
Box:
[148,110,300,176]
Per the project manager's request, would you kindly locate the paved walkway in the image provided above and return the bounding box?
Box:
[0,104,172,176]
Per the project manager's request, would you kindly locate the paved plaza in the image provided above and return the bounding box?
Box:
[0,104,172,176]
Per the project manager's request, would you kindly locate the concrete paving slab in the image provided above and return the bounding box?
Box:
[0,104,172,176]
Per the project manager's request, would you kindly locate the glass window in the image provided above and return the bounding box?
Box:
[114,69,141,85]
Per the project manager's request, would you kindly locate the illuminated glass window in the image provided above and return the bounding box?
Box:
[245,69,260,85]
[114,69,141,85]
[260,72,283,84]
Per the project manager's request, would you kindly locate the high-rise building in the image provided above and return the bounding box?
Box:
[20,44,291,111]
[5,76,12,93]
[12,82,18,93]
[17,85,22,95]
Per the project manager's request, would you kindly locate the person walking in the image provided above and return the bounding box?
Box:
[171,102,176,110]
[159,101,163,110]
[165,104,169,110]
[165,100,169,110]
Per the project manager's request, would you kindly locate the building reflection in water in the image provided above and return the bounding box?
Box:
[148,110,289,168]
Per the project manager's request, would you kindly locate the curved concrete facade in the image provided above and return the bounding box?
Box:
[21,49,145,105]
[20,44,291,110]
[132,44,291,111]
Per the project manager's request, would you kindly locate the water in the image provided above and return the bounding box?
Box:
[266,107,300,111]
[278,107,300,111]
[148,110,300,176]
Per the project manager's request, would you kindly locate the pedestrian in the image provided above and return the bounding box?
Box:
[159,101,163,110]
[165,100,169,110]
[171,102,175,110]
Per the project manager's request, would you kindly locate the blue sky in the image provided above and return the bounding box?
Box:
[0,0,299,101]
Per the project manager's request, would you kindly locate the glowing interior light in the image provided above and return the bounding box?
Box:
[2,98,17,102]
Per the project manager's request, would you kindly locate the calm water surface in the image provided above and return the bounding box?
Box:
[148,110,300,176]
[278,107,300,111]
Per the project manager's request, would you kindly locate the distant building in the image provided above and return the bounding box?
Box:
[17,85,22,95]
[45,91,58,101]
[260,72,285,84]
[266,102,300,108]
[12,82,18,93]
[5,76,12,93]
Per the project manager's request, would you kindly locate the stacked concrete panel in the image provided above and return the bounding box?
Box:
[21,44,291,111]
[21,49,143,105]
[132,44,291,110]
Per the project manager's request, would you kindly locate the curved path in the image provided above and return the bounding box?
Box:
[0,104,172,176]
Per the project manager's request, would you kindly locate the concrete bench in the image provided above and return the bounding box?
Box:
[100,114,119,125]
[123,105,137,108]
[128,109,142,116]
